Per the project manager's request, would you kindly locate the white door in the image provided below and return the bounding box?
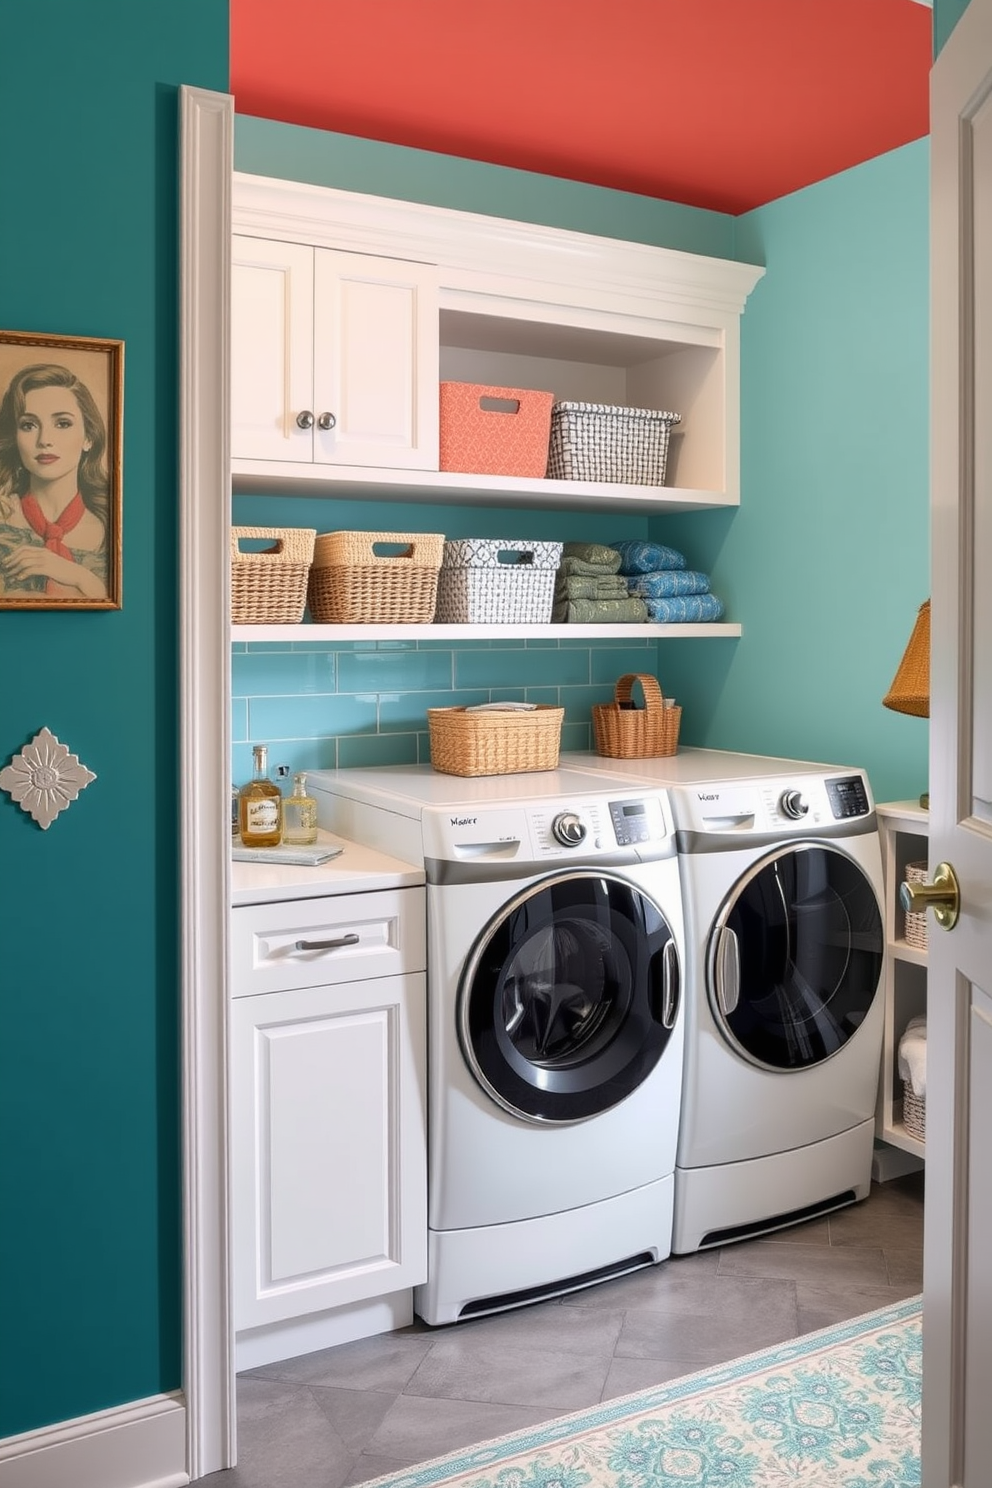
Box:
[231,235,315,462]
[923,2,992,1482]
[312,248,439,468]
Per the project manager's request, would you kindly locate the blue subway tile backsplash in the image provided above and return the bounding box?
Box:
[231,637,659,790]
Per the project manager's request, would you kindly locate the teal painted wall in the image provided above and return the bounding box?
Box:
[935,0,970,51]
[0,2,228,1439]
[655,141,930,804]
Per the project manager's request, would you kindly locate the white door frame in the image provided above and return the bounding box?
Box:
[179,84,236,1480]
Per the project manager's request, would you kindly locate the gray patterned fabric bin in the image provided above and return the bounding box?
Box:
[547,401,681,485]
[435,538,563,624]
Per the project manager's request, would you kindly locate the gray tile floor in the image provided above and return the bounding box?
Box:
[203,1171,924,1488]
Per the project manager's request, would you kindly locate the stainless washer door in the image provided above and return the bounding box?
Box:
[707,843,883,1071]
[459,871,680,1124]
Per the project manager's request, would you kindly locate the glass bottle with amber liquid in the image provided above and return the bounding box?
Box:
[238,744,282,847]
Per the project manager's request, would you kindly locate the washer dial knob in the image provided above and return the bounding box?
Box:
[780,789,809,820]
[552,811,587,846]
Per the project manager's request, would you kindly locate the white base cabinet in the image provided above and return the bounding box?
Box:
[231,888,427,1351]
[875,800,928,1163]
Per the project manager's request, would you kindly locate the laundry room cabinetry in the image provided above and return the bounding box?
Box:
[232,234,438,469]
[230,173,764,518]
[875,800,928,1162]
[230,879,427,1368]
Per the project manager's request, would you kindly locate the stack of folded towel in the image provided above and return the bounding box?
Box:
[898,1016,927,1100]
[610,540,726,623]
[552,542,648,624]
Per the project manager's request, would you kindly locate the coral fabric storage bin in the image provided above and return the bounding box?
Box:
[434,538,563,624]
[439,383,554,477]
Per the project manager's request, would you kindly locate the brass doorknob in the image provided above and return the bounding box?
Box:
[899,861,961,930]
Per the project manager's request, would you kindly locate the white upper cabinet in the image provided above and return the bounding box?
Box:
[232,234,438,469]
[231,173,764,514]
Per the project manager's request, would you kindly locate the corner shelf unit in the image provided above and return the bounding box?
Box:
[875,799,928,1163]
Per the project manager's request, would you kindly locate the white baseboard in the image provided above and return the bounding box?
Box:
[0,1392,187,1488]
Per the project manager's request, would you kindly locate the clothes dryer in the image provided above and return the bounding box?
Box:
[308,764,685,1323]
[562,749,885,1253]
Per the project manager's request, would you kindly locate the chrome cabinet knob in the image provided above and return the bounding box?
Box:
[317,411,337,431]
[900,861,961,931]
[296,410,315,429]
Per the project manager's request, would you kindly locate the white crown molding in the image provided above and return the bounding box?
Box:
[232,172,764,322]
[0,1393,186,1488]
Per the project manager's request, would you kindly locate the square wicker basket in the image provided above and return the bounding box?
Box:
[592,673,681,758]
[427,705,564,776]
[231,526,316,625]
[308,531,445,624]
[547,401,681,486]
[439,382,554,478]
[434,538,562,625]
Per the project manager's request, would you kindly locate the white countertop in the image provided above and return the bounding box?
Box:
[231,829,424,907]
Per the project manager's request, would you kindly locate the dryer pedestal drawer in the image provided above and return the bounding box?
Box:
[231,885,425,996]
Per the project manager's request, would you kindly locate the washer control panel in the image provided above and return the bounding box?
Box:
[608,796,666,846]
[826,774,872,819]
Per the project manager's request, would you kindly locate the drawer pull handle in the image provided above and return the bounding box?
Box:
[293,933,360,952]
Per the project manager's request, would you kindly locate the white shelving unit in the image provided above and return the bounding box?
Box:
[875,799,928,1168]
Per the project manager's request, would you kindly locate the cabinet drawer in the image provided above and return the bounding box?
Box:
[231,886,425,996]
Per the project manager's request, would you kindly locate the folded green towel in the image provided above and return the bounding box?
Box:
[562,542,623,569]
[552,596,649,624]
[560,553,623,577]
[554,574,630,600]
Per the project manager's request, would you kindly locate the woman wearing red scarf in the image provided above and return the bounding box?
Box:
[0,362,109,600]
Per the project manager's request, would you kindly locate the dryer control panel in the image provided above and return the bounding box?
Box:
[672,770,875,837]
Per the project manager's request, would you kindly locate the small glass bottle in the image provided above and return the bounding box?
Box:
[282,772,318,846]
[238,745,282,847]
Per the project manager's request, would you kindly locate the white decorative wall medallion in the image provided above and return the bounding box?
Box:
[0,727,97,829]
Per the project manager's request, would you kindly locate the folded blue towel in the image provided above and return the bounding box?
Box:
[610,540,687,575]
[645,593,726,623]
[627,570,711,598]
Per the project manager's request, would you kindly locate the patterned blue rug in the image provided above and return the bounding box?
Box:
[367,1297,922,1488]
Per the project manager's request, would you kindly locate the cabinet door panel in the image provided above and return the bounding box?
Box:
[232,236,314,462]
[233,972,427,1330]
[313,250,438,469]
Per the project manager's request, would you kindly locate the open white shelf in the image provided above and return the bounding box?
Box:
[232,621,742,642]
[230,463,735,515]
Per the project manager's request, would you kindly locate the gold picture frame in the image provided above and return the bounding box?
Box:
[0,329,123,610]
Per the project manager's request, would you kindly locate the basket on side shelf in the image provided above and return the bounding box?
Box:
[592,673,681,758]
[428,705,564,777]
[902,1083,926,1141]
[308,531,445,624]
[231,526,316,624]
[903,861,929,950]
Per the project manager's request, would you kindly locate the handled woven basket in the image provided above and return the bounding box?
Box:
[230,526,316,624]
[592,673,681,758]
[308,530,445,624]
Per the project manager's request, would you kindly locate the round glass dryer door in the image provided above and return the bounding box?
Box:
[459,872,680,1124]
[707,844,883,1071]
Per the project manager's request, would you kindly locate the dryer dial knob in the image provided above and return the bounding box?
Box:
[780,789,809,820]
[552,811,587,846]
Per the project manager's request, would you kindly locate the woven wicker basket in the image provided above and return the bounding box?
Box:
[308,531,444,624]
[231,526,316,624]
[427,705,564,776]
[902,1082,926,1141]
[592,674,681,758]
[883,600,930,717]
[903,861,929,950]
[547,402,681,486]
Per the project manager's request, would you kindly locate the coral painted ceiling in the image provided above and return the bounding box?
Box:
[229,0,932,216]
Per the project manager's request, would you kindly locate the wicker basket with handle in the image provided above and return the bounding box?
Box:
[230,526,316,624]
[592,673,681,758]
[427,705,564,777]
[308,530,445,624]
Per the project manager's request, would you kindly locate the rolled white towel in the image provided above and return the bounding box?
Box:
[898,1016,927,1099]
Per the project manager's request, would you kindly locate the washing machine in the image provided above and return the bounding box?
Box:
[308,763,685,1323]
[562,748,885,1253]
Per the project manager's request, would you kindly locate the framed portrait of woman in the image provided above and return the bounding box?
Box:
[0,329,124,610]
